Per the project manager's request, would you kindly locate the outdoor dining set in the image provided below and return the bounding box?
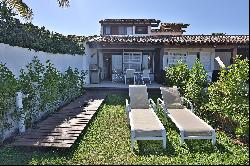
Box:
[112,69,152,85]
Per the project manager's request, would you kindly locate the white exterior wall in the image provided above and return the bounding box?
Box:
[151,31,183,36]
[0,43,89,84]
[163,47,215,73]
[147,26,152,35]
[84,42,98,84]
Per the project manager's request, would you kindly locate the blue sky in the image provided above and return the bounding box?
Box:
[22,0,249,36]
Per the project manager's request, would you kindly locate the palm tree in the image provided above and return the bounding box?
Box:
[1,0,70,20]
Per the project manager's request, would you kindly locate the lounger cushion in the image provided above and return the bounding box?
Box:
[129,85,149,109]
[168,108,212,137]
[130,94,149,109]
[167,103,185,109]
[160,87,184,109]
[131,109,163,137]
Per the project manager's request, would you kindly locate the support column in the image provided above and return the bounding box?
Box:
[16,92,25,134]
[232,46,237,63]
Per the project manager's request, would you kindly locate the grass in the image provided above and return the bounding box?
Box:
[0,94,249,165]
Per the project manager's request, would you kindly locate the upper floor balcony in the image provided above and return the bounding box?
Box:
[99,19,160,36]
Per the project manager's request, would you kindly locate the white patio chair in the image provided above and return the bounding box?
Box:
[125,69,136,85]
[157,86,216,146]
[141,69,151,84]
[112,69,124,83]
[126,85,166,149]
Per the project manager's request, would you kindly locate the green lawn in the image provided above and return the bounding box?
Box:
[0,94,249,165]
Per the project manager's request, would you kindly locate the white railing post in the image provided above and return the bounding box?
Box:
[16,92,25,133]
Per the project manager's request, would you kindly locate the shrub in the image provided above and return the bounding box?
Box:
[206,56,249,141]
[17,56,86,128]
[59,67,82,102]
[184,59,208,109]
[0,63,17,138]
[18,56,45,127]
[164,60,189,95]
[40,60,62,111]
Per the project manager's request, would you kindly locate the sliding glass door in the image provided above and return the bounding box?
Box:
[123,52,142,72]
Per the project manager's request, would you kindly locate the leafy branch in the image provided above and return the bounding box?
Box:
[0,2,85,55]
[1,0,70,20]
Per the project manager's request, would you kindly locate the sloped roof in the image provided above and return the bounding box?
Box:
[99,19,161,24]
[99,19,161,27]
[151,23,190,32]
[87,35,249,45]
[151,29,187,32]
[160,23,190,28]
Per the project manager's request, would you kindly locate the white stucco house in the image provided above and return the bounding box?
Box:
[84,19,249,84]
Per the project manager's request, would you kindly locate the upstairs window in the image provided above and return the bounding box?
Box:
[111,26,119,35]
[103,25,111,35]
[118,26,126,35]
[103,25,133,35]
[135,26,148,34]
[127,26,133,35]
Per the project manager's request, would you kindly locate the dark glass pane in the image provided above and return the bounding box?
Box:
[111,26,119,35]
[118,26,126,35]
[135,26,148,34]
[104,25,111,35]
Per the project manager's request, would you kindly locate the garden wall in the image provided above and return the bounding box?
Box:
[0,43,90,84]
[0,42,91,142]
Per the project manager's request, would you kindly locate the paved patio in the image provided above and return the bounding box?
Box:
[85,81,162,90]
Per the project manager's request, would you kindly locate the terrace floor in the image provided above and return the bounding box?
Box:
[85,81,162,91]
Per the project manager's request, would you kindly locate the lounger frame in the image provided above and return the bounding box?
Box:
[126,99,166,149]
[157,97,216,146]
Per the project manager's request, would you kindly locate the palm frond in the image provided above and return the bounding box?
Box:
[1,0,70,20]
[3,0,33,20]
[57,0,70,7]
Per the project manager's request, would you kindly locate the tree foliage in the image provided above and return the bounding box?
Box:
[0,2,85,55]
[0,63,17,135]
[164,60,189,95]
[164,56,249,142]
[1,0,70,20]
[206,56,249,141]
[184,59,208,108]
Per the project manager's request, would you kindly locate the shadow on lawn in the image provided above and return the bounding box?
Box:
[0,145,70,165]
[133,137,177,157]
[133,136,231,157]
[185,140,231,154]
[156,112,231,156]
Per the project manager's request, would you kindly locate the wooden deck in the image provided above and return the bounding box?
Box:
[12,91,106,148]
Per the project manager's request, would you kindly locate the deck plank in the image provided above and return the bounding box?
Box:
[12,91,106,149]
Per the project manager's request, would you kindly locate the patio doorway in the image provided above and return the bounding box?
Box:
[103,54,112,81]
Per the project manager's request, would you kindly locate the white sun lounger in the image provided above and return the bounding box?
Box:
[157,87,216,145]
[126,85,166,149]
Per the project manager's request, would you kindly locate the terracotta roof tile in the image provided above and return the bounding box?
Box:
[160,23,190,27]
[99,19,161,24]
[87,35,249,45]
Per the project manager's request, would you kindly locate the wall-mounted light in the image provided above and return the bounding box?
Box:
[91,52,96,58]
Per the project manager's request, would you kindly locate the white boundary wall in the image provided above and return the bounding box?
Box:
[0,43,91,142]
[0,43,90,84]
